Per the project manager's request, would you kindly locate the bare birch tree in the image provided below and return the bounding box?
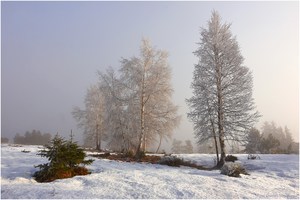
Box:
[119,39,180,155]
[72,85,105,150]
[74,39,180,154]
[187,11,260,167]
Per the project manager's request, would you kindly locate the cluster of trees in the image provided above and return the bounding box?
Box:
[171,139,193,154]
[186,11,260,167]
[73,39,180,156]
[1,137,9,143]
[197,139,241,154]
[72,11,296,167]
[14,130,52,145]
[245,122,296,154]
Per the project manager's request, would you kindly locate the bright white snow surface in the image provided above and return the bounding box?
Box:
[1,144,299,199]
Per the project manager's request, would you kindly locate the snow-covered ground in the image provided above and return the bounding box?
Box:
[1,144,299,199]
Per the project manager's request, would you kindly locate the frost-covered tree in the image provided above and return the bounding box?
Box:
[260,134,280,153]
[119,39,180,155]
[187,11,260,167]
[183,140,194,154]
[171,139,183,154]
[171,139,193,154]
[261,121,294,153]
[98,67,138,152]
[244,128,262,153]
[73,39,179,154]
[284,126,294,153]
[72,85,105,150]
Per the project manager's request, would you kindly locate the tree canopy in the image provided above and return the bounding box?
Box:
[187,11,260,167]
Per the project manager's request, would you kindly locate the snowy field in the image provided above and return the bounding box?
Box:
[1,144,299,199]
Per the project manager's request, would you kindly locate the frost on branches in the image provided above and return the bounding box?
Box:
[72,85,105,150]
[187,11,260,167]
[74,39,180,156]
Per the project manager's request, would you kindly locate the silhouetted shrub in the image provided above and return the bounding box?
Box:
[135,151,146,159]
[158,156,208,170]
[33,135,94,182]
[225,155,238,162]
[159,156,184,167]
[123,150,135,158]
[121,150,146,160]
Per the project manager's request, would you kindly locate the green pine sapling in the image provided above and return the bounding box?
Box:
[34,134,94,182]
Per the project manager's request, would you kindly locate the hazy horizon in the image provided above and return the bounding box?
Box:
[2,1,299,149]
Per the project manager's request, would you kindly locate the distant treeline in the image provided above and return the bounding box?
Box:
[245,122,298,154]
[1,137,9,143]
[171,139,194,154]
[197,121,298,154]
[14,130,52,145]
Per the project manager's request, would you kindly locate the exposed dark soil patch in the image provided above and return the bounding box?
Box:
[90,153,162,163]
[90,152,211,171]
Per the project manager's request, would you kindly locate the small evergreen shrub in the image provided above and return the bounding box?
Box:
[220,162,249,177]
[225,155,238,162]
[33,135,94,182]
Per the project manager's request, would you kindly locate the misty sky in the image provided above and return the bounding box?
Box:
[2,1,299,147]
